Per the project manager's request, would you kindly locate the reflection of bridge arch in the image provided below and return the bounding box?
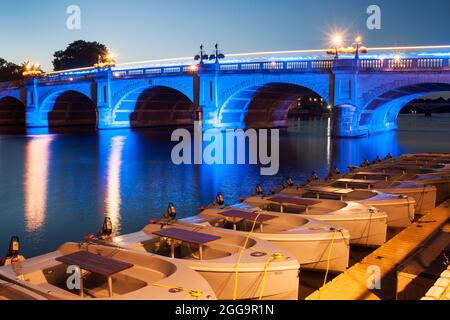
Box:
[358,82,450,135]
[0,96,26,126]
[113,86,195,128]
[218,82,329,129]
[40,90,98,128]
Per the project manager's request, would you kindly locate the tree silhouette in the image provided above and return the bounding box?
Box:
[52,40,109,71]
[0,58,22,82]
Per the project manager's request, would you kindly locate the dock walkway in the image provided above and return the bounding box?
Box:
[306,200,450,300]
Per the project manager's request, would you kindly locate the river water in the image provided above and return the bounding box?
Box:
[1,114,450,258]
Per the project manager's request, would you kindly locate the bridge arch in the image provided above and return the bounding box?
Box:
[40,90,98,128]
[358,82,450,135]
[0,96,26,126]
[112,85,195,128]
[218,82,329,129]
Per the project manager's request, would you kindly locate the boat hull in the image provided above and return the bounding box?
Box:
[375,186,436,215]
[255,235,350,273]
[198,268,299,300]
[358,199,415,228]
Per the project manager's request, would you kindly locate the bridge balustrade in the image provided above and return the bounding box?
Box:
[0,81,22,89]
[219,59,334,73]
[1,57,450,90]
[358,58,450,71]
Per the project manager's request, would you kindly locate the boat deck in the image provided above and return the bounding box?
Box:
[306,199,450,300]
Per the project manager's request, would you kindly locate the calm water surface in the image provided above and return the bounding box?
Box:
[1,114,450,257]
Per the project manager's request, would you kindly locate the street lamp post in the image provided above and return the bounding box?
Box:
[332,35,342,60]
[354,36,362,60]
[194,45,209,65]
[209,44,225,64]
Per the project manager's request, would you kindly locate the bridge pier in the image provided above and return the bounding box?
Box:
[332,104,366,137]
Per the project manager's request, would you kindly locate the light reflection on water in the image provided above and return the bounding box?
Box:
[104,136,126,236]
[0,114,450,257]
[24,136,53,233]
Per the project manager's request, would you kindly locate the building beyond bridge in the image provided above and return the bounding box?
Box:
[1,54,450,137]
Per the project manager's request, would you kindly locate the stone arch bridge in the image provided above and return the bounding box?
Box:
[1,56,450,137]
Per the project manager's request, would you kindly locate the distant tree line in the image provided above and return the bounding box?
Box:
[0,40,109,82]
[0,58,22,82]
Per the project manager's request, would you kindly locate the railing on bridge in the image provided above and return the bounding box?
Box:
[111,65,198,78]
[2,57,450,88]
[0,80,22,89]
[218,59,334,73]
[359,57,450,71]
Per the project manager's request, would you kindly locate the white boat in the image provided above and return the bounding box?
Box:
[308,178,437,215]
[346,167,449,206]
[97,221,301,300]
[367,162,450,203]
[0,242,217,300]
[185,204,351,273]
[279,186,415,228]
[244,194,388,246]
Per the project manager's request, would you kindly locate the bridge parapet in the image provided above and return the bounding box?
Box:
[0,81,22,90]
[358,57,450,72]
[112,65,198,79]
[218,59,334,73]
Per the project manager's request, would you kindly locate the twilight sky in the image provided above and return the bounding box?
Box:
[1,0,450,70]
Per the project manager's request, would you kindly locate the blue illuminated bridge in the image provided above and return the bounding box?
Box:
[2,46,450,137]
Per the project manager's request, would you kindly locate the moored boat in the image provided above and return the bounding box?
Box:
[307,178,437,215]
[244,194,388,246]
[95,221,301,300]
[279,186,415,228]
[184,204,351,273]
[0,242,217,300]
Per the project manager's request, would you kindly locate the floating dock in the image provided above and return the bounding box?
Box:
[306,200,450,300]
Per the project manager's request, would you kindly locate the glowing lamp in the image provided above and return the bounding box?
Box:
[332,35,342,46]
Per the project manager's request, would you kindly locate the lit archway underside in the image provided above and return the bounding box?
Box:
[47,91,98,128]
[115,86,195,128]
[0,97,26,126]
[219,83,328,129]
[359,83,450,134]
